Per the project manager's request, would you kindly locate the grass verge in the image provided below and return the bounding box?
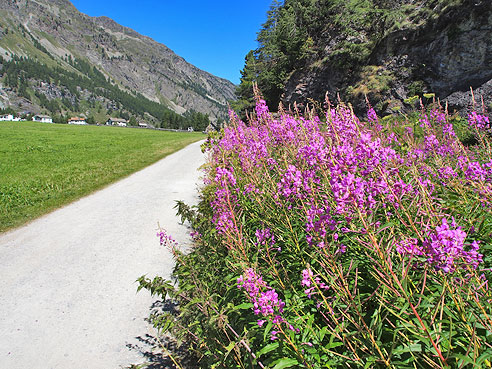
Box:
[0,122,203,232]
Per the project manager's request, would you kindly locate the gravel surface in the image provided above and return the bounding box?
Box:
[0,140,205,369]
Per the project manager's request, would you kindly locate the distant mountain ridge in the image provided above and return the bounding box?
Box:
[0,0,236,125]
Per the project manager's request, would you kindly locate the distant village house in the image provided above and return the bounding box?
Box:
[0,114,14,121]
[138,122,153,128]
[0,114,21,121]
[106,117,127,127]
[32,115,53,123]
[68,117,87,125]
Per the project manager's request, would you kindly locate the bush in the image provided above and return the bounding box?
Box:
[140,90,492,368]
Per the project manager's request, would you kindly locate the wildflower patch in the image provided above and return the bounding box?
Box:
[140,91,492,368]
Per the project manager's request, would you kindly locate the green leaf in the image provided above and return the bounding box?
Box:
[263,321,273,341]
[225,342,235,353]
[477,351,492,366]
[364,356,377,369]
[392,344,422,355]
[257,342,279,357]
[234,302,253,310]
[272,358,299,369]
[454,354,476,367]
[376,221,395,233]
[324,341,343,349]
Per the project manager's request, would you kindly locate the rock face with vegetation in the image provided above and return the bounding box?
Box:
[234,0,491,116]
[0,0,236,127]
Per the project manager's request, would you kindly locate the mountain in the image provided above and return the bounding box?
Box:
[234,0,491,117]
[0,0,236,127]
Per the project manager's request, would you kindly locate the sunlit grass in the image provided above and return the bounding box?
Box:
[0,121,203,232]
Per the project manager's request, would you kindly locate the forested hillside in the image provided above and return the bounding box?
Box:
[0,0,234,129]
[234,0,491,116]
[0,54,210,129]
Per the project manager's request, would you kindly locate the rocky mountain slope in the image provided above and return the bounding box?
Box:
[0,0,236,123]
[236,0,491,117]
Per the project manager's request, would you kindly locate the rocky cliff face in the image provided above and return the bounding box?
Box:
[282,0,491,116]
[0,0,236,120]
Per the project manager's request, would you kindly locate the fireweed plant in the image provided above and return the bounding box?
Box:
[139,91,492,368]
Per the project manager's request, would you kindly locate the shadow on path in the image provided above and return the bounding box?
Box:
[127,300,198,369]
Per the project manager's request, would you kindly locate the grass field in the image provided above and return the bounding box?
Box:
[0,122,204,232]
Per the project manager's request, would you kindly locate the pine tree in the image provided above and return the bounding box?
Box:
[231,50,258,118]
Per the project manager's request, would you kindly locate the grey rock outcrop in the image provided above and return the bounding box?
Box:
[282,0,491,116]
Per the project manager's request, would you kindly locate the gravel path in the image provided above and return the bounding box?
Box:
[0,140,205,369]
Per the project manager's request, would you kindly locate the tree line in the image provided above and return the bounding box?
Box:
[0,54,210,130]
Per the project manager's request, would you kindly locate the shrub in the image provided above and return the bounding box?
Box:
[140,90,492,368]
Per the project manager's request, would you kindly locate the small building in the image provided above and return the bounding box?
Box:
[32,115,53,123]
[68,117,87,125]
[138,122,152,128]
[0,114,14,121]
[187,126,194,132]
[106,117,127,127]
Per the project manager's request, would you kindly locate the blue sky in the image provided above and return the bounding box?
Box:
[70,0,273,85]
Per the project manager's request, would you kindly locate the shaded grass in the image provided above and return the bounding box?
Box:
[0,122,203,232]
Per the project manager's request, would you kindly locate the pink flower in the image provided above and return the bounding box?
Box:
[468,112,490,130]
[237,269,285,316]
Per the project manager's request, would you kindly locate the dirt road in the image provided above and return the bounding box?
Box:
[0,140,205,368]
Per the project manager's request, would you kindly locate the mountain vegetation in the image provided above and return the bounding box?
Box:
[141,92,492,369]
[0,54,211,129]
[234,0,491,117]
[0,0,236,129]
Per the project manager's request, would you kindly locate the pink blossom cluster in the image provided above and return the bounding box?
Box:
[424,218,483,273]
[237,268,285,316]
[157,229,178,249]
[255,227,276,247]
[277,164,313,201]
[210,166,238,235]
[237,268,287,339]
[431,109,446,124]
[396,219,483,273]
[301,267,329,298]
[367,107,378,123]
[468,112,490,130]
[206,97,489,291]
[396,237,423,257]
[326,128,403,216]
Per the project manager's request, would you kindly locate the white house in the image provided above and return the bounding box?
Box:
[106,117,127,127]
[32,115,53,123]
[0,114,14,121]
[68,117,87,125]
[138,122,153,128]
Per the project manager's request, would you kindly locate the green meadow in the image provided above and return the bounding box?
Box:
[0,122,203,232]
